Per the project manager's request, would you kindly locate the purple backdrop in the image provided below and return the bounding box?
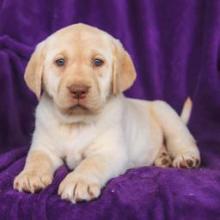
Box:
[0,0,220,219]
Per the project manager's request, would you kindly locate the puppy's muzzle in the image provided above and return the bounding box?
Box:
[68,84,90,99]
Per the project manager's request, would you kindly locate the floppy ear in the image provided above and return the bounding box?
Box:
[112,39,137,95]
[24,42,45,99]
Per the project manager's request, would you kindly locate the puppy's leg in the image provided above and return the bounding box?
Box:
[154,145,172,168]
[152,101,200,168]
[58,152,126,203]
[14,150,62,193]
[58,132,127,203]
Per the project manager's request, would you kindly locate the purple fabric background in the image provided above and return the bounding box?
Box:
[0,0,220,219]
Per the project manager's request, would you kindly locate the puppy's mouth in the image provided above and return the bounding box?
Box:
[60,101,92,115]
[69,103,89,111]
[54,92,102,116]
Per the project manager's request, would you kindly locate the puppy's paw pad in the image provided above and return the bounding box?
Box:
[13,171,53,193]
[154,152,172,168]
[58,174,101,203]
[172,153,200,168]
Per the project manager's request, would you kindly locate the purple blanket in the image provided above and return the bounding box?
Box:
[1,0,220,219]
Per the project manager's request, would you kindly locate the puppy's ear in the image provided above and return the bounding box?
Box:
[24,42,45,99]
[112,39,136,95]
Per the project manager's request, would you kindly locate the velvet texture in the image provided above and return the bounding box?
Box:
[0,0,220,219]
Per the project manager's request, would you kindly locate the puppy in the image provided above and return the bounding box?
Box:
[14,23,200,203]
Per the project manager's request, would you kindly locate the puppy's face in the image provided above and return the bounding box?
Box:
[24,24,136,116]
[44,27,114,115]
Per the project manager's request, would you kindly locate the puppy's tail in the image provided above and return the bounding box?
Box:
[180,97,193,124]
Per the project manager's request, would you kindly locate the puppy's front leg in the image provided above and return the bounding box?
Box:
[14,150,62,193]
[58,144,127,203]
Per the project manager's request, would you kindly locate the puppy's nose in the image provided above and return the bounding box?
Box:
[68,84,90,99]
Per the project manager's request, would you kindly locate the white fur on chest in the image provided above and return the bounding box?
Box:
[54,123,97,167]
[33,96,100,169]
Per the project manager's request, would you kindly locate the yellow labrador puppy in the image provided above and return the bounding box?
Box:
[14,23,200,203]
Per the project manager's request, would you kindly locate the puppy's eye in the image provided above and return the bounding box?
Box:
[93,58,104,67]
[55,58,65,67]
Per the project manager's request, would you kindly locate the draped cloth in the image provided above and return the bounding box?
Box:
[0,0,220,219]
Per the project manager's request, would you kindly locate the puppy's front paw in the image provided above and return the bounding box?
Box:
[13,170,53,193]
[58,173,101,203]
[172,151,200,168]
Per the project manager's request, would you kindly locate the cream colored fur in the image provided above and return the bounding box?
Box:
[14,23,200,203]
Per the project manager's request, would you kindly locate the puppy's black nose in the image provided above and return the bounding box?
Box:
[68,84,90,99]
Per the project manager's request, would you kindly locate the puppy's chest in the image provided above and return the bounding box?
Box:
[51,123,96,168]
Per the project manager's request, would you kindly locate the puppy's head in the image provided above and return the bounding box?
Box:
[25,23,136,115]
